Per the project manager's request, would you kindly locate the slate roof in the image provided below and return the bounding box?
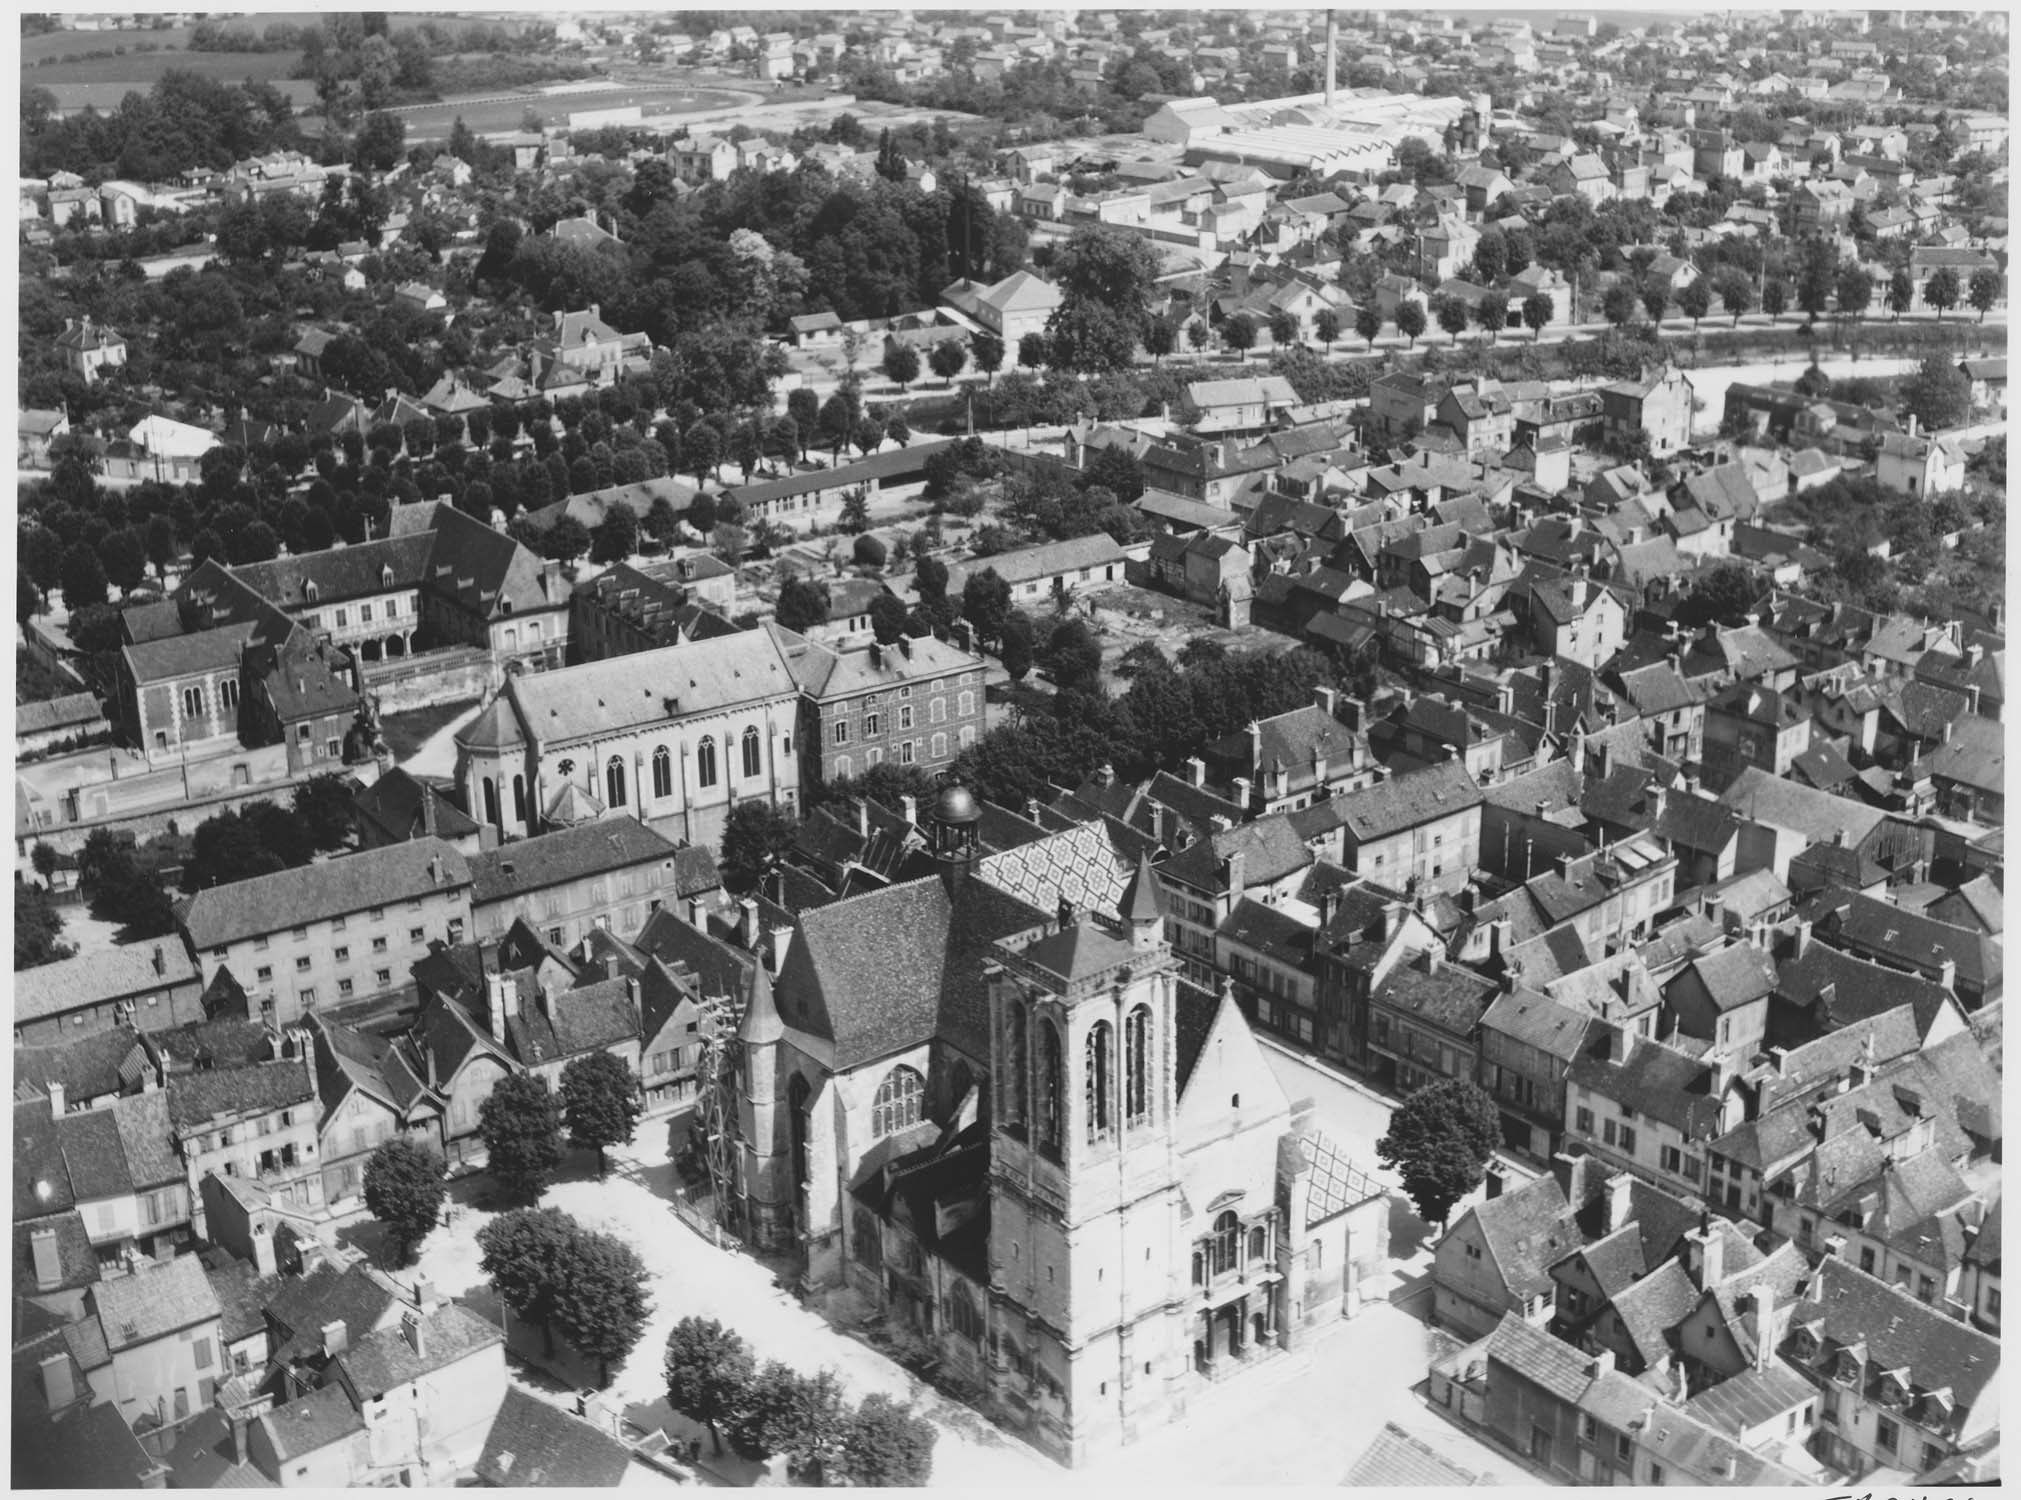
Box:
[1159,811,1314,892]
[1339,1421,1485,1486]
[1607,1257,1700,1365]
[266,1261,398,1364]
[13,942,199,1024]
[259,1383,364,1461]
[1332,760,1482,844]
[12,1388,161,1490]
[94,1253,220,1349]
[1789,1257,1999,1413]
[1485,1307,1603,1402]
[351,767,481,845]
[335,1302,501,1397]
[1375,958,1496,1039]
[503,977,639,1067]
[494,624,798,745]
[110,1090,181,1190]
[14,1024,151,1105]
[231,535,434,611]
[56,1108,131,1201]
[1465,1174,1581,1300]
[467,819,682,905]
[1822,891,2000,994]
[1773,942,1956,1037]
[1678,942,1779,1013]
[776,875,1046,1069]
[475,1386,632,1487]
[1684,1359,1819,1436]
[166,1057,314,1131]
[1569,1035,1718,1136]
[182,840,469,950]
[1481,988,1594,1061]
[1720,767,1885,848]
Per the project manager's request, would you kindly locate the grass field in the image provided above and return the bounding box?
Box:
[379,697,484,763]
[395,82,749,138]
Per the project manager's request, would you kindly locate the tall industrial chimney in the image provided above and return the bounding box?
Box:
[1325,10,1338,108]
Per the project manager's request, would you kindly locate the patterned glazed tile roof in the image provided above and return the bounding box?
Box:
[978,819,1140,918]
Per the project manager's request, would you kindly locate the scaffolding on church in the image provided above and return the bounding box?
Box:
[692,988,743,1243]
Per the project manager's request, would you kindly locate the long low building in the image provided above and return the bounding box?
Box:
[718,440,956,530]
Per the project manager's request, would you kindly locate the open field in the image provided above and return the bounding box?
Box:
[394,82,749,139]
[26,47,305,87]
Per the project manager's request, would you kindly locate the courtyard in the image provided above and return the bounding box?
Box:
[377,1106,1536,1487]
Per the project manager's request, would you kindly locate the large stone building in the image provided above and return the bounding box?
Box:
[779,630,988,792]
[732,790,1388,1466]
[454,624,803,851]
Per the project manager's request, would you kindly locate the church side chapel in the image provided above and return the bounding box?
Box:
[734,785,1390,1466]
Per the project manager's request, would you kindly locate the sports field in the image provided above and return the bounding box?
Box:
[393,82,752,140]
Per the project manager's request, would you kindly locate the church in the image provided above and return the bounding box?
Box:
[732,785,1390,1466]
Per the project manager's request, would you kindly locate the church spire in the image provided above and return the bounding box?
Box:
[1119,849,1166,951]
[736,958,784,1045]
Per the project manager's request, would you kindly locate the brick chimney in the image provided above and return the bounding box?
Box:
[40,1353,76,1413]
[321,1319,348,1359]
[403,1309,427,1359]
[486,971,515,1044]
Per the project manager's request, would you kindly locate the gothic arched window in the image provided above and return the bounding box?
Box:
[1085,1020,1114,1142]
[1125,1004,1152,1124]
[652,745,673,799]
[741,726,763,779]
[696,736,718,788]
[482,777,498,826]
[872,1065,925,1138]
[1002,1002,1028,1130]
[948,1283,983,1342]
[511,775,526,825]
[1037,1018,1064,1158]
[605,755,627,809]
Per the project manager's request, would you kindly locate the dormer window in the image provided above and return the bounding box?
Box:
[381,565,394,589]
[305,581,318,603]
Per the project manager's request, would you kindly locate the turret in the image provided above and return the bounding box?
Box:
[1117,849,1167,953]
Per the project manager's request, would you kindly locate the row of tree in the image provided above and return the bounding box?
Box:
[662,1317,936,1483]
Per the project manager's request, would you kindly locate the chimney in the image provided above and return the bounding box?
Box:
[738,898,760,951]
[250,1216,277,1277]
[685,895,706,928]
[1687,1225,1725,1290]
[1793,918,1811,958]
[414,1276,438,1313]
[321,1319,349,1359]
[1608,1169,1635,1234]
[1609,1023,1636,1064]
[1057,896,1076,929]
[1187,755,1207,788]
[47,1081,65,1117]
[486,971,514,1044]
[1223,849,1245,902]
[230,1413,250,1467]
[1587,1348,1614,1377]
[402,1310,426,1359]
[1906,413,1918,438]
[1648,785,1667,821]
[1247,719,1264,770]
[1483,1165,1503,1200]
[1937,956,1957,991]
[1233,775,1253,809]
[1750,1287,1776,1372]
[1315,685,1339,717]
[1382,901,1402,941]
[900,795,919,827]
[29,1226,62,1291]
[769,922,791,975]
[1489,916,1512,958]
[40,1353,76,1414]
[151,945,166,976]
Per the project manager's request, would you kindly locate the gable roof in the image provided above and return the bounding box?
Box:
[182,840,469,950]
[93,1253,219,1349]
[467,819,682,906]
[475,1386,632,1487]
[1461,1174,1581,1300]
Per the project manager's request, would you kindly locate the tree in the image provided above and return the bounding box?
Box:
[882,343,921,391]
[1267,308,1299,348]
[1186,321,1211,357]
[1045,619,1103,691]
[478,1072,565,1203]
[971,331,1004,384]
[1602,280,1641,328]
[353,110,406,172]
[1837,265,1874,323]
[560,1050,643,1179]
[1394,300,1427,349]
[1354,304,1382,348]
[720,800,799,894]
[1796,240,1837,323]
[552,1227,650,1386]
[543,514,591,565]
[1474,292,1508,344]
[363,1136,445,1267]
[1142,317,1175,365]
[478,1206,575,1352]
[1899,355,1971,433]
[18,568,41,625]
[1434,296,1470,343]
[15,882,71,970]
[591,505,640,564]
[1221,313,1257,363]
[1923,266,1960,320]
[776,577,832,632]
[868,592,911,646]
[728,1363,850,1476]
[1676,562,1760,629]
[1313,308,1341,349]
[60,543,108,610]
[853,534,887,568]
[1676,278,1711,330]
[1521,291,1555,340]
[1641,280,1670,327]
[145,513,179,580]
[1968,266,2001,321]
[685,422,724,486]
[1886,267,1914,321]
[1760,278,1789,320]
[1719,274,1755,326]
[927,339,969,387]
[839,1394,936,1486]
[961,567,1014,648]
[840,486,871,534]
[664,1317,755,1454]
[999,610,1034,681]
[686,490,719,536]
[100,528,146,595]
[291,772,355,850]
[1374,1078,1502,1229]
[1044,226,1162,373]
